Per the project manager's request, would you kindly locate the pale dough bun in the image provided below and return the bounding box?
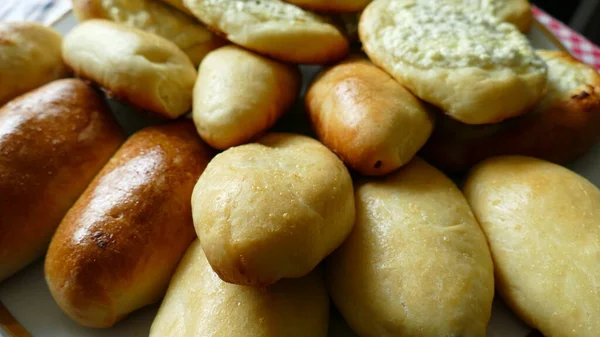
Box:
[192,133,355,286]
[282,0,371,13]
[72,0,226,66]
[150,240,329,337]
[0,79,123,282]
[327,157,494,337]
[0,22,69,107]
[193,46,300,150]
[183,0,349,64]
[464,156,600,337]
[45,121,213,328]
[360,0,547,125]
[422,50,600,172]
[444,0,533,33]
[306,57,434,176]
[62,20,197,119]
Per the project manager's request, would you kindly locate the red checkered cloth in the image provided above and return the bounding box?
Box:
[533,5,600,70]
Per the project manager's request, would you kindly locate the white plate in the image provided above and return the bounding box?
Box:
[0,12,593,337]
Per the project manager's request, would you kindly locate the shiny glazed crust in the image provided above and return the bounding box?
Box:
[0,79,123,282]
[0,22,69,107]
[193,45,301,150]
[464,156,600,337]
[183,0,349,64]
[45,121,213,328]
[150,240,329,337]
[327,157,494,337]
[306,57,434,175]
[192,133,355,286]
[72,0,226,65]
[62,20,197,119]
[422,50,600,172]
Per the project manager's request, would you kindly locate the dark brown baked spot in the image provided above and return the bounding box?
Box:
[374,161,382,169]
[572,91,590,100]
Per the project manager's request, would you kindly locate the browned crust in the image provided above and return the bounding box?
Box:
[421,51,600,172]
[0,79,124,282]
[306,57,413,175]
[45,121,213,327]
[281,0,369,13]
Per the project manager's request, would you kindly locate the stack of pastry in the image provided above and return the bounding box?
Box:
[0,0,599,337]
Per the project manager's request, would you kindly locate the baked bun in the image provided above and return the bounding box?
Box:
[445,0,532,33]
[0,79,123,282]
[464,156,600,337]
[150,240,329,337]
[283,0,371,13]
[328,157,494,337]
[72,0,225,66]
[422,50,600,172]
[0,22,69,107]
[193,45,300,150]
[306,57,434,176]
[360,0,547,125]
[183,0,349,64]
[62,20,197,119]
[45,121,213,328]
[192,133,355,286]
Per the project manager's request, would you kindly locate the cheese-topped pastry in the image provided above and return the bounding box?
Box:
[360,0,547,124]
[183,0,349,64]
[72,0,225,65]
[446,0,532,32]
[421,50,600,172]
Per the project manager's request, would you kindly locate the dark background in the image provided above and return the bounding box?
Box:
[532,0,600,44]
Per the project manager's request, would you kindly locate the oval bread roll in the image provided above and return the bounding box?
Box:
[62,20,197,119]
[0,79,123,282]
[72,0,225,66]
[183,0,349,64]
[306,57,434,176]
[422,50,600,172]
[192,133,355,286]
[193,46,300,150]
[45,121,213,328]
[150,240,329,337]
[327,157,494,337]
[283,0,371,13]
[463,156,600,337]
[0,22,69,107]
[360,0,547,125]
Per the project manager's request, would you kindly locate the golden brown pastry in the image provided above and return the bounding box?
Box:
[72,0,225,65]
[306,57,434,175]
[0,22,69,107]
[183,0,349,64]
[45,121,213,328]
[464,156,600,337]
[0,79,123,282]
[62,20,197,119]
[192,133,355,286]
[193,45,300,150]
[149,240,329,337]
[327,157,494,337]
[422,50,600,172]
